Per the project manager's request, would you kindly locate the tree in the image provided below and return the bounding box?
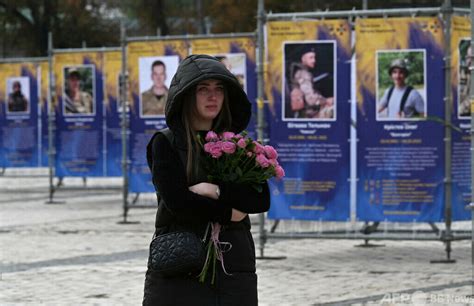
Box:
[0,0,120,57]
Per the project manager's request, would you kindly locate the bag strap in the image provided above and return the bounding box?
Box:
[399,86,413,113]
[386,85,394,107]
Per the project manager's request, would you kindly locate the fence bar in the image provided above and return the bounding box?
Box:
[266,7,470,20]
[267,232,470,241]
[442,0,454,262]
[256,0,266,258]
[120,22,130,223]
[0,57,48,63]
[46,32,56,204]
[126,32,255,43]
[469,0,474,296]
[53,47,121,54]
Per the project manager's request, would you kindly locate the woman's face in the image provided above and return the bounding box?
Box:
[193,79,224,125]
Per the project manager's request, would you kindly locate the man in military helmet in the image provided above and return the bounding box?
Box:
[64,68,93,114]
[377,58,425,119]
[288,46,334,119]
[141,60,168,116]
[7,81,28,112]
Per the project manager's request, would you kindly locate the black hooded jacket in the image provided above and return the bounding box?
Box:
[144,55,270,306]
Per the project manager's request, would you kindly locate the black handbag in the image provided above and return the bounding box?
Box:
[148,224,210,276]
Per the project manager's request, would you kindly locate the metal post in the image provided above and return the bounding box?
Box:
[469,0,474,296]
[256,0,266,258]
[254,0,285,261]
[46,32,56,204]
[362,0,368,10]
[442,0,455,262]
[120,22,130,223]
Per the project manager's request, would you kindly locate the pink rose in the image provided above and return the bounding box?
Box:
[268,158,278,166]
[253,141,265,154]
[205,131,218,142]
[222,132,235,140]
[221,141,236,154]
[203,142,214,153]
[264,145,278,159]
[275,165,285,179]
[246,151,254,158]
[256,154,270,168]
[237,138,247,149]
[234,134,243,139]
[209,142,223,158]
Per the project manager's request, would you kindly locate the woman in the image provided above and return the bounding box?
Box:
[143,54,270,305]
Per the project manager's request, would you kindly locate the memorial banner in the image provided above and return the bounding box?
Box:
[39,60,50,167]
[450,16,471,220]
[189,36,258,137]
[265,20,351,220]
[356,17,445,221]
[104,50,123,176]
[53,51,105,177]
[0,61,40,167]
[127,40,188,192]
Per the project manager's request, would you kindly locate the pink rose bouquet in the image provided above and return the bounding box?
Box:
[197,131,284,284]
[200,131,285,191]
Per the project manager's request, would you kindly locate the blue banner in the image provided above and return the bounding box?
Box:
[356,17,445,222]
[0,63,40,168]
[104,51,124,176]
[54,53,105,177]
[127,40,188,192]
[265,20,351,220]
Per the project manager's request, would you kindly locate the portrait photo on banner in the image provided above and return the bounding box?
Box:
[63,65,95,116]
[214,53,247,92]
[282,41,336,121]
[139,55,179,118]
[376,49,427,121]
[116,74,130,114]
[6,77,30,115]
[458,38,471,119]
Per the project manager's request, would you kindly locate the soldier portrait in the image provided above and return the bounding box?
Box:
[139,55,179,117]
[6,77,30,114]
[376,50,426,121]
[63,66,95,115]
[283,41,336,121]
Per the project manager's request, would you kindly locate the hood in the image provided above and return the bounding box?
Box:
[165,54,251,134]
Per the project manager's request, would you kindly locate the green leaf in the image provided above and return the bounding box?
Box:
[236,167,243,177]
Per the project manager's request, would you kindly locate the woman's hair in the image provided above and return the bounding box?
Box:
[181,82,232,182]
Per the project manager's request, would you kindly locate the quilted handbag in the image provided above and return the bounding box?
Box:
[149,225,209,276]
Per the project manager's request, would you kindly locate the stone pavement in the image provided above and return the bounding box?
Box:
[1,174,473,305]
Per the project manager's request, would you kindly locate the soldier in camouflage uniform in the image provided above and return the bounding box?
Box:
[7,81,28,113]
[141,60,168,116]
[64,68,93,114]
[289,47,334,119]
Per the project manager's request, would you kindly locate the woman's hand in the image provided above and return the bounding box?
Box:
[231,208,247,222]
[188,182,219,200]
